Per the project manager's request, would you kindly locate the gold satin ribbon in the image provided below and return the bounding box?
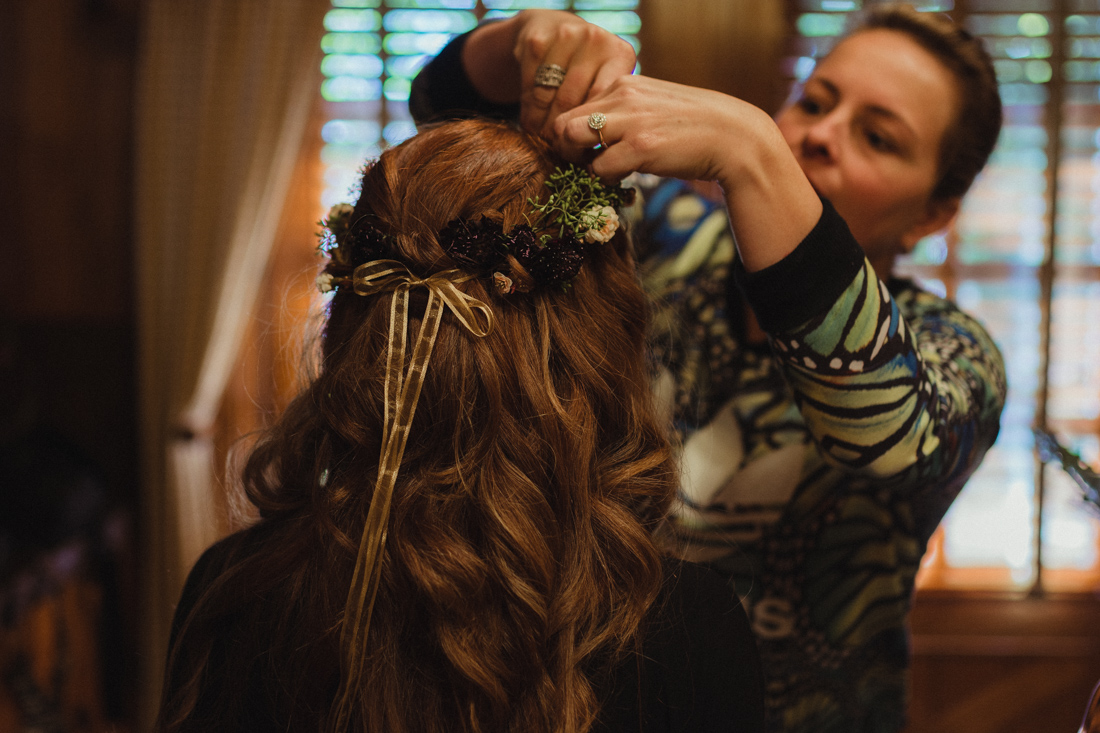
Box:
[331,260,494,729]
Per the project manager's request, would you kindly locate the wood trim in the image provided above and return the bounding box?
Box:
[905,589,1100,732]
[912,634,1100,657]
[910,590,1100,649]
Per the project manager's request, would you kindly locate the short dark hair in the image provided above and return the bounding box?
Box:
[853,3,1003,200]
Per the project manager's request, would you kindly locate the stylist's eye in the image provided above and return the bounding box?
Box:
[865,129,895,152]
[797,97,822,115]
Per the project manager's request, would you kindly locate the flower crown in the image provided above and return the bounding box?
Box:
[316,164,634,296]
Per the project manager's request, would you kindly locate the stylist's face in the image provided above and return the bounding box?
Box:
[775,29,961,262]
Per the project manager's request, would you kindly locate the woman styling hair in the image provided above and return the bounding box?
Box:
[411,5,1007,733]
[156,119,764,733]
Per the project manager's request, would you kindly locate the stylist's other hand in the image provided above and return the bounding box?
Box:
[463,11,636,139]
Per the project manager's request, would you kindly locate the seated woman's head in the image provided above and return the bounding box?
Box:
[167,118,677,733]
[315,118,656,460]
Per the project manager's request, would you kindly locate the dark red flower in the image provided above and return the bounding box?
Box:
[528,234,585,285]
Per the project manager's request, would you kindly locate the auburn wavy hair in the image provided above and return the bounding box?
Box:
[157,119,677,733]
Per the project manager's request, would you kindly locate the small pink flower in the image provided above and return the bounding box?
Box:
[582,205,619,243]
[493,271,514,295]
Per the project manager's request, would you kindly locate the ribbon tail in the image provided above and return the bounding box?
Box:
[381,284,410,443]
[331,294,447,730]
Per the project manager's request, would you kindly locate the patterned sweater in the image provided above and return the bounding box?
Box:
[639,179,1005,732]
[410,38,1007,732]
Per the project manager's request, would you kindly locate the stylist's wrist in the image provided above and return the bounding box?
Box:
[710,102,779,192]
[714,103,823,272]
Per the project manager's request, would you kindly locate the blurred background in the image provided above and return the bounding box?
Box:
[2,0,1100,730]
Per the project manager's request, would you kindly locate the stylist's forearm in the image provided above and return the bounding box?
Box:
[462,14,523,104]
[717,107,822,272]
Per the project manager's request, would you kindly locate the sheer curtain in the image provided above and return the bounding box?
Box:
[134,0,328,721]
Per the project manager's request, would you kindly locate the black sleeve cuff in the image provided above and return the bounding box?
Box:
[731,198,867,334]
[409,27,521,126]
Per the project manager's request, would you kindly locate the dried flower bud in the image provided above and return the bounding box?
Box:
[326,203,355,233]
[492,271,514,295]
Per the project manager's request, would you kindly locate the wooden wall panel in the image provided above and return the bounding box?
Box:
[0,0,140,728]
[1,0,138,322]
[637,0,790,115]
[906,593,1100,733]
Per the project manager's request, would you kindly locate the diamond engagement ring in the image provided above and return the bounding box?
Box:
[587,112,607,149]
[534,63,566,88]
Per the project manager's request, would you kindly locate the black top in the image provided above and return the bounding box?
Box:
[165,529,765,732]
[407,25,520,125]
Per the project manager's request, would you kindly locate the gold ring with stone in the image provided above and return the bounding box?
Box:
[587,112,607,149]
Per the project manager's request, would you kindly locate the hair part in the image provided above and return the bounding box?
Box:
[852,2,1003,201]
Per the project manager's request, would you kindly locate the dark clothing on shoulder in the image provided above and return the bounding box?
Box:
[164,529,765,732]
[596,558,764,732]
[408,27,519,125]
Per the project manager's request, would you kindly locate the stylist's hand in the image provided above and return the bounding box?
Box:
[513,11,636,137]
[554,75,823,271]
[463,10,636,138]
[554,75,748,185]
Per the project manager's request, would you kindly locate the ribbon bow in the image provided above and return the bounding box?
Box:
[332,260,493,728]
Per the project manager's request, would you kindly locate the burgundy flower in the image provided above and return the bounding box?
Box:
[528,234,585,285]
[441,218,503,271]
[344,219,390,264]
[505,224,539,263]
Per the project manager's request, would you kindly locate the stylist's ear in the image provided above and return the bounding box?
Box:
[900,196,960,253]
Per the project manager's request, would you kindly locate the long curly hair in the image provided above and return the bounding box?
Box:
[157,119,677,733]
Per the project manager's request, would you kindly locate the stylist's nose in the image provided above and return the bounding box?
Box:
[801,114,839,162]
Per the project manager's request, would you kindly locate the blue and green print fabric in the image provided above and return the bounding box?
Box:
[637,179,1006,733]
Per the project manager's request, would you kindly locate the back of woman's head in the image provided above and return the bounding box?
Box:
[160,119,676,733]
[852,3,1002,200]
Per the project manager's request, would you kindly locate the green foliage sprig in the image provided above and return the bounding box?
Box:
[528,165,632,244]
